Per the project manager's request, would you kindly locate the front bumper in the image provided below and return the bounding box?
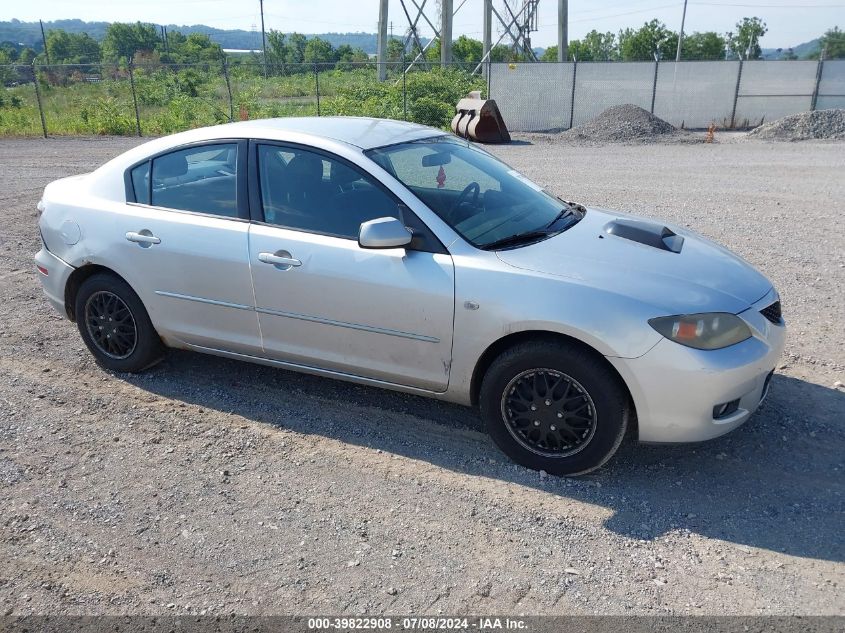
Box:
[608,290,786,443]
[34,246,75,318]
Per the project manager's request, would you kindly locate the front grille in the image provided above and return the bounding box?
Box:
[760,300,782,324]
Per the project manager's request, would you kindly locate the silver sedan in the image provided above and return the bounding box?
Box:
[34,117,785,475]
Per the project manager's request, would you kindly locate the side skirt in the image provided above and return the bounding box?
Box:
[182,342,454,399]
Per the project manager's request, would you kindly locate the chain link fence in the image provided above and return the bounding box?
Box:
[1,59,844,137]
[492,59,845,132]
[0,60,486,138]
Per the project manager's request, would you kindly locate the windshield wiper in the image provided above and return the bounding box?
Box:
[544,208,574,230]
[480,230,553,251]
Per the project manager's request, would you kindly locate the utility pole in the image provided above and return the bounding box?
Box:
[675,0,688,62]
[259,0,268,78]
[39,19,50,64]
[557,0,568,62]
[377,0,389,80]
[483,0,492,71]
[441,0,453,67]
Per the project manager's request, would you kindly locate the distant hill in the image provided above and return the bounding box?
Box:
[0,18,413,54]
[762,38,821,60]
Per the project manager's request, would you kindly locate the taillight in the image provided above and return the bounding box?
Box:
[36,265,49,276]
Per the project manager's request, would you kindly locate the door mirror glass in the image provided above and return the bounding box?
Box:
[358,217,413,249]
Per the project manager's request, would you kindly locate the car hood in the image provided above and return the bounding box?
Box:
[495,208,772,315]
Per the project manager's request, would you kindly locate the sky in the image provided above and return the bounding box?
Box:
[2,1,844,49]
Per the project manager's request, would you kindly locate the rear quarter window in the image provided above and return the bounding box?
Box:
[130,161,150,205]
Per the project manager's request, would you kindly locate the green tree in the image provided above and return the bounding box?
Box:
[729,17,767,60]
[540,45,557,61]
[558,32,618,62]
[286,33,307,64]
[819,26,845,59]
[0,48,15,84]
[681,31,726,60]
[619,20,678,61]
[102,22,159,62]
[386,38,406,62]
[424,37,440,63]
[490,43,522,62]
[567,39,591,61]
[181,33,222,62]
[45,30,101,64]
[304,37,336,65]
[452,35,483,63]
[335,43,368,68]
[18,47,37,64]
[581,30,618,61]
[266,30,287,69]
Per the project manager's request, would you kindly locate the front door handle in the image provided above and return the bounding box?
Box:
[258,251,301,269]
[126,231,161,246]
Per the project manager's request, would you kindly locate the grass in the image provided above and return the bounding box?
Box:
[0,66,486,137]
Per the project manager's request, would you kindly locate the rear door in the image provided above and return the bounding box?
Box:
[247,141,455,391]
[116,140,261,355]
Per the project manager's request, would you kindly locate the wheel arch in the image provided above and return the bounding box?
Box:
[64,264,132,322]
[469,330,637,430]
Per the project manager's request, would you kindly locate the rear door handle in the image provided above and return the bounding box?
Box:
[258,252,301,268]
[126,231,161,245]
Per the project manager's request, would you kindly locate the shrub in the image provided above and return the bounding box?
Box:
[409,96,454,128]
[79,97,136,135]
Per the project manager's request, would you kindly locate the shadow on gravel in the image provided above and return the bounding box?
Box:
[127,351,844,563]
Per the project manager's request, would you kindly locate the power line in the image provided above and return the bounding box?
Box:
[691,2,845,6]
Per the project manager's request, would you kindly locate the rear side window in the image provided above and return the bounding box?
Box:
[130,162,150,205]
[149,143,238,217]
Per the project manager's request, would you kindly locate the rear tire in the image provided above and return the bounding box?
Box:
[74,273,164,373]
[479,339,628,476]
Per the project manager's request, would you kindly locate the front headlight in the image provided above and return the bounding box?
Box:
[648,313,751,350]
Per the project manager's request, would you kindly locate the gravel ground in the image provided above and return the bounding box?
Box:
[0,135,843,617]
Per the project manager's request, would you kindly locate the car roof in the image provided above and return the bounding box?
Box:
[193,116,447,150]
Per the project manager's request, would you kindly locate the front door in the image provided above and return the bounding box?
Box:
[247,142,455,391]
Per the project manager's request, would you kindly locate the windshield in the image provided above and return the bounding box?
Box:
[365,136,580,249]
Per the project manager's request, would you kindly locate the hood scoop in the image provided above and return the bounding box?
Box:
[604,219,684,254]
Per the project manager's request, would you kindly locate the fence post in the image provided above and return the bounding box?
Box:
[568,59,577,130]
[810,55,824,112]
[730,59,743,129]
[650,55,659,114]
[127,59,142,137]
[222,55,234,122]
[313,64,321,117]
[31,62,47,138]
[486,58,492,99]
[402,55,408,121]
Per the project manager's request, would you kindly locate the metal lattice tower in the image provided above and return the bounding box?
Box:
[378,0,561,77]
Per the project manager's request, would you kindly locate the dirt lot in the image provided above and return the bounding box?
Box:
[0,135,842,617]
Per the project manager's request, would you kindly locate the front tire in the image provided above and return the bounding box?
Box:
[479,340,628,476]
[74,273,164,373]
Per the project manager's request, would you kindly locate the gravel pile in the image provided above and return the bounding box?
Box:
[747,109,845,141]
[562,104,682,143]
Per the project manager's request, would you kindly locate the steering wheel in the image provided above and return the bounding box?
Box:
[449,182,481,220]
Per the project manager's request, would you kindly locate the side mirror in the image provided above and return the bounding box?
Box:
[358,217,413,249]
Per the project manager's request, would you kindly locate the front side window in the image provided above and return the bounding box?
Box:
[149,143,238,217]
[366,136,580,249]
[257,144,401,239]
